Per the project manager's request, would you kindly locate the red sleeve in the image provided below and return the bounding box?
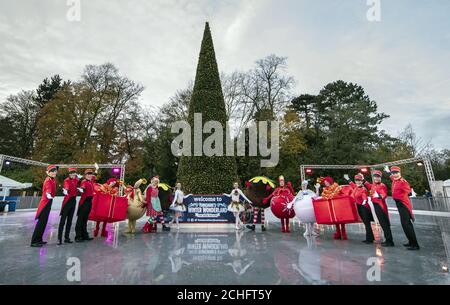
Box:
[390,175,395,182]
[362,188,368,201]
[364,181,372,189]
[63,178,70,190]
[80,180,87,189]
[349,181,356,189]
[401,180,412,194]
[379,184,388,199]
[43,179,52,194]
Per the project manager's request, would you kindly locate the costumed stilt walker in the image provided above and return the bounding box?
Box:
[364,170,394,247]
[58,168,81,245]
[289,180,319,237]
[245,177,275,232]
[31,165,58,247]
[75,169,95,242]
[169,183,191,230]
[318,177,347,240]
[385,166,420,250]
[345,174,374,244]
[224,182,253,230]
[143,176,170,233]
[125,179,147,234]
[94,178,119,238]
[266,176,296,233]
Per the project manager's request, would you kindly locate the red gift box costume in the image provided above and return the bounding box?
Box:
[364,170,394,246]
[75,169,96,242]
[31,165,58,247]
[319,177,348,240]
[57,168,79,244]
[267,176,295,233]
[389,166,419,249]
[92,178,119,238]
[349,175,374,243]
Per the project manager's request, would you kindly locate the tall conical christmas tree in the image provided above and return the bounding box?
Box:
[176,22,238,194]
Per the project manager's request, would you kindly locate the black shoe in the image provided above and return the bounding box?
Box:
[362,240,374,244]
[403,243,411,247]
[30,243,43,248]
[246,225,255,231]
[261,225,266,232]
[407,245,420,251]
[381,241,395,247]
[162,225,171,232]
[75,238,84,243]
[57,240,63,245]
[64,239,73,244]
[83,237,94,241]
[38,241,48,245]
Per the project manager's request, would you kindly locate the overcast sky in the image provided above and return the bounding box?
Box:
[0,0,449,148]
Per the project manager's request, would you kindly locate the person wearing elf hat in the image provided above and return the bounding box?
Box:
[385,166,420,250]
[363,170,394,247]
[316,177,347,240]
[75,169,96,242]
[57,168,82,245]
[143,176,170,233]
[345,174,374,244]
[31,165,58,247]
[94,177,119,238]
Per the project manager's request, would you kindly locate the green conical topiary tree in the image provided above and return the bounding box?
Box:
[176,22,238,194]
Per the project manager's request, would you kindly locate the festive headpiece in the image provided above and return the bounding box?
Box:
[354,174,364,181]
[390,166,401,172]
[47,165,58,172]
[321,176,334,185]
[372,170,383,177]
[68,168,77,173]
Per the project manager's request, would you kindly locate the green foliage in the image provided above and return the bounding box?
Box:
[177,23,238,194]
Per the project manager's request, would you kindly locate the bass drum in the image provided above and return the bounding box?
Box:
[271,195,295,219]
[294,195,316,223]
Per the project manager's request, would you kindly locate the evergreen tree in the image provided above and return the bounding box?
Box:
[176,23,238,194]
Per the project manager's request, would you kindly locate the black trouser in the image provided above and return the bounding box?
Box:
[395,199,419,247]
[31,200,53,244]
[58,197,76,241]
[373,203,393,243]
[75,197,93,240]
[357,204,374,242]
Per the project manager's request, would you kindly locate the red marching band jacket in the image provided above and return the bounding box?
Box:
[364,181,389,217]
[390,176,414,220]
[35,177,57,220]
[79,179,95,206]
[62,177,79,210]
[349,182,369,209]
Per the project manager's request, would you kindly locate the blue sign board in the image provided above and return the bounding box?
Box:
[181,195,235,224]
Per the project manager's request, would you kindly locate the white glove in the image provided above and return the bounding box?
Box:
[344,174,350,181]
[384,166,390,173]
[77,174,83,179]
[287,202,293,210]
[46,193,53,200]
[362,200,367,206]
[368,197,373,205]
[315,183,321,190]
[63,189,68,196]
[78,188,84,193]
[372,191,380,199]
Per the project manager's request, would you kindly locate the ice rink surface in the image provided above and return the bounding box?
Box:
[0,210,449,285]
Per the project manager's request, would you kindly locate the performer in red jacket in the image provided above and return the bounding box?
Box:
[75,169,96,242]
[364,170,394,247]
[385,166,420,250]
[347,174,374,244]
[31,165,58,247]
[57,168,80,245]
